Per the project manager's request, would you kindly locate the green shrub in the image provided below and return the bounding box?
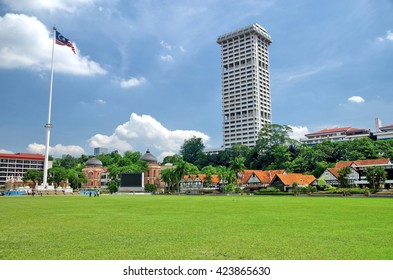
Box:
[298,187,308,194]
[327,188,367,195]
[324,185,337,191]
[225,184,234,193]
[254,188,291,195]
[306,185,317,194]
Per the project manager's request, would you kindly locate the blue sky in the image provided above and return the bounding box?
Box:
[0,0,392,160]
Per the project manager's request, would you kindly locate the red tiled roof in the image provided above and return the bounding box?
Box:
[305,126,369,137]
[327,168,340,178]
[183,174,219,184]
[274,173,316,186]
[335,158,391,168]
[305,127,352,136]
[354,158,390,166]
[0,153,44,160]
[334,161,354,168]
[241,169,285,184]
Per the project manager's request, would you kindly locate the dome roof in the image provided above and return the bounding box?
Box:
[140,149,157,163]
[86,157,103,166]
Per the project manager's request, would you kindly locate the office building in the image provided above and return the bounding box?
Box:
[217,23,272,148]
[0,153,48,188]
[94,147,108,156]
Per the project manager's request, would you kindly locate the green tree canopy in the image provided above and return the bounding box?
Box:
[22,169,43,186]
[180,136,205,165]
[337,166,352,188]
[365,166,387,190]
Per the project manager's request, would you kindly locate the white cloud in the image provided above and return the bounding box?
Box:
[159,151,176,160]
[378,30,393,42]
[88,113,210,155]
[288,126,310,141]
[0,149,14,154]
[27,143,85,157]
[0,13,107,76]
[160,40,172,50]
[94,99,106,104]
[89,134,133,151]
[119,76,147,88]
[2,0,95,13]
[387,31,393,41]
[348,96,365,104]
[160,55,174,62]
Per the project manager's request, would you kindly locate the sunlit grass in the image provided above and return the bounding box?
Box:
[1,195,392,260]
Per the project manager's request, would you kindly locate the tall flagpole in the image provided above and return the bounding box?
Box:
[42,26,56,188]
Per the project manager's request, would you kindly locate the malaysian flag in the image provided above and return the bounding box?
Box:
[55,30,76,54]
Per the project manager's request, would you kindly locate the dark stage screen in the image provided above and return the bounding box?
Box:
[120,173,143,187]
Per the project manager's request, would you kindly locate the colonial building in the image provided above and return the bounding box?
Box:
[270,173,316,191]
[241,169,286,190]
[140,149,161,188]
[181,174,220,191]
[317,158,393,188]
[81,157,107,188]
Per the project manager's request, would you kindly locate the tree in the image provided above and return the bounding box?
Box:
[48,166,68,187]
[342,138,379,161]
[229,156,246,187]
[180,136,205,165]
[23,169,43,186]
[318,175,326,190]
[266,145,292,170]
[67,169,87,189]
[160,168,177,191]
[201,165,217,187]
[59,155,78,169]
[337,166,352,188]
[145,183,157,193]
[108,180,118,194]
[174,160,188,192]
[249,124,298,169]
[365,166,387,191]
[216,166,230,187]
[162,154,183,165]
[255,124,297,153]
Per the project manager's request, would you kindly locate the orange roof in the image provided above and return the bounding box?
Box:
[0,153,44,160]
[335,158,391,168]
[334,161,354,168]
[327,168,340,178]
[305,126,369,137]
[354,158,390,166]
[274,173,316,186]
[241,169,285,184]
[306,127,352,136]
[183,174,219,184]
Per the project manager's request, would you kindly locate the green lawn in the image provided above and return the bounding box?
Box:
[1,195,392,260]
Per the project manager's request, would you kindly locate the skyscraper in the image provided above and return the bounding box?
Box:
[217,24,272,148]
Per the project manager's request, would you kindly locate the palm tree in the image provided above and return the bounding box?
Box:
[161,168,176,191]
[174,160,188,192]
[229,156,246,188]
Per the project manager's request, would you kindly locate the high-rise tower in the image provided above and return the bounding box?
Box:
[217,24,272,148]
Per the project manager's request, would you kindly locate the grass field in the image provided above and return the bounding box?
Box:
[1,195,392,260]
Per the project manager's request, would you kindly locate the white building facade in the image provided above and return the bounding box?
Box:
[217,24,272,148]
[0,153,49,188]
